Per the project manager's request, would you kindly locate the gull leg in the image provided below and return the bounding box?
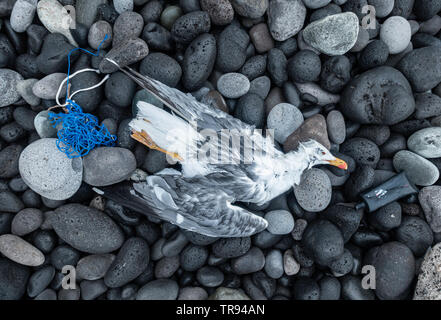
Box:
[131,129,183,161]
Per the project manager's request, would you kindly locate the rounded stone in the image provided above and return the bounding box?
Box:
[112,11,143,48]
[171,11,211,44]
[234,93,265,128]
[380,16,411,54]
[326,110,346,144]
[249,23,274,53]
[0,258,30,300]
[82,147,137,187]
[340,137,380,167]
[368,0,394,18]
[320,55,351,93]
[231,247,265,274]
[364,242,415,300]
[137,279,179,300]
[113,0,134,14]
[302,219,344,266]
[393,150,440,186]
[18,138,83,200]
[294,168,332,212]
[88,20,112,50]
[140,52,182,88]
[32,73,67,100]
[77,254,115,281]
[212,237,251,258]
[217,73,250,99]
[288,50,321,83]
[200,0,233,25]
[395,216,433,257]
[419,186,441,233]
[10,0,37,33]
[264,210,295,235]
[230,0,269,18]
[407,127,441,159]
[52,204,124,254]
[302,12,359,56]
[0,69,23,107]
[11,208,43,236]
[340,66,415,125]
[267,103,303,144]
[104,237,150,288]
[268,0,306,41]
[0,234,45,267]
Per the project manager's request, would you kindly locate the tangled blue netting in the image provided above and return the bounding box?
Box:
[48,35,117,159]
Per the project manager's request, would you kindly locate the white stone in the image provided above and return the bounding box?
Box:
[380,16,411,54]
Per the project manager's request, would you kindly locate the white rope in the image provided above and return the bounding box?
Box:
[55,68,110,107]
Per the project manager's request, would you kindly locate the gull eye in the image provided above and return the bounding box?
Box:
[321,151,326,155]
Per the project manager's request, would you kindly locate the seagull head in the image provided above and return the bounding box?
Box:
[299,140,348,170]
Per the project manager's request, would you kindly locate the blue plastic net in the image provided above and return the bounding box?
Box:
[48,35,117,158]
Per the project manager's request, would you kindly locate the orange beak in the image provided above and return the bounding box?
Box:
[327,158,348,170]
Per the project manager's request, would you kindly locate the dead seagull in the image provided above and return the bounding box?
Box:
[94,59,348,237]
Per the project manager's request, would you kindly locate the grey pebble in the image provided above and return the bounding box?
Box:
[232,247,265,275]
[19,138,83,200]
[264,249,284,279]
[80,279,108,300]
[82,147,137,187]
[294,168,332,212]
[230,0,269,19]
[11,208,43,236]
[32,73,66,100]
[0,234,45,267]
[136,279,179,300]
[407,127,441,159]
[10,0,38,33]
[267,103,304,144]
[326,110,346,144]
[52,204,124,254]
[16,79,40,107]
[196,266,224,287]
[0,69,23,107]
[88,21,112,50]
[100,38,149,73]
[178,287,208,300]
[248,76,271,99]
[217,73,250,99]
[419,186,441,233]
[264,210,295,235]
[76,254,115,281]
[268,0,306,41]
[393,150,439,186]
[113,0,134,14]
[303,12,359,56]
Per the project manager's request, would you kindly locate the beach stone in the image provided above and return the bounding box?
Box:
[19,138,83,200]
[249,23,274,53]
[264,210,295,235]
[16,79,39,106]
[264,249,284,279]
[397,45,441,92]
[182,33,216,91]
[27,265,55,298]
[415,93,441,120]
[365,242,415,300]
[209,287,250,300]
[0,258,30,300]
[32,73,66,100]
[284,114,331,152]
[37,0,77,46]
[414,243,441,300]
[350,28,370,53]
[104,237,150,288]
[218,73,250,99]
[320,55,351,93]
[83,147,137,187]
[230,0,269,18]
[234,93,265,128]
[249,76,271,100]
[393,150,439,186]
[88,21,112,50]
[10,0,37,33]
[0,191,24,213]
[140,52,182,87]
[380,16,411,54]
[408,127,441,159]
[395,216,433,257]
[0,144,22,178]
[303,12,359,56]
[114,0,134,14]
[419,186,441,233]
[142,22,173,51]
[294,82,340,106]
[76,0,107,27]
[294,168,332,212]
[36,33,78,74]
[171,11,211,44]
[136,279,179,300]
[100,38,149,73]
[340,66,415,125]
[196,266,224,287]
[267,103,303,144]
[231,247,265,275]
[112,11,143,48]
[367,0,394,18]
[200,0,233,25]
[52,204,124,254]
[414,0,441,20]
[268,0,306,41]
[302,219,344,266]
[0,234,45,267]
[178,287,208,300]
[303,0,331,9]
[160,6,183,30]
[34,111,57,138]
[340,137,380,167]
[240,55,267,81]
[212,237,251,258]
[326,110,346,144]
[0,33,15,68]
[0,68,23,107]
[288,50,321,83]
[11,208,43,236]
[216,24,249,72]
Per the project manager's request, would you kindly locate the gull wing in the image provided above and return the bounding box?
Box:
[94,173,268,238]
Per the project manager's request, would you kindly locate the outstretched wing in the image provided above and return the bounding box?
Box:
[94,173,268,238]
